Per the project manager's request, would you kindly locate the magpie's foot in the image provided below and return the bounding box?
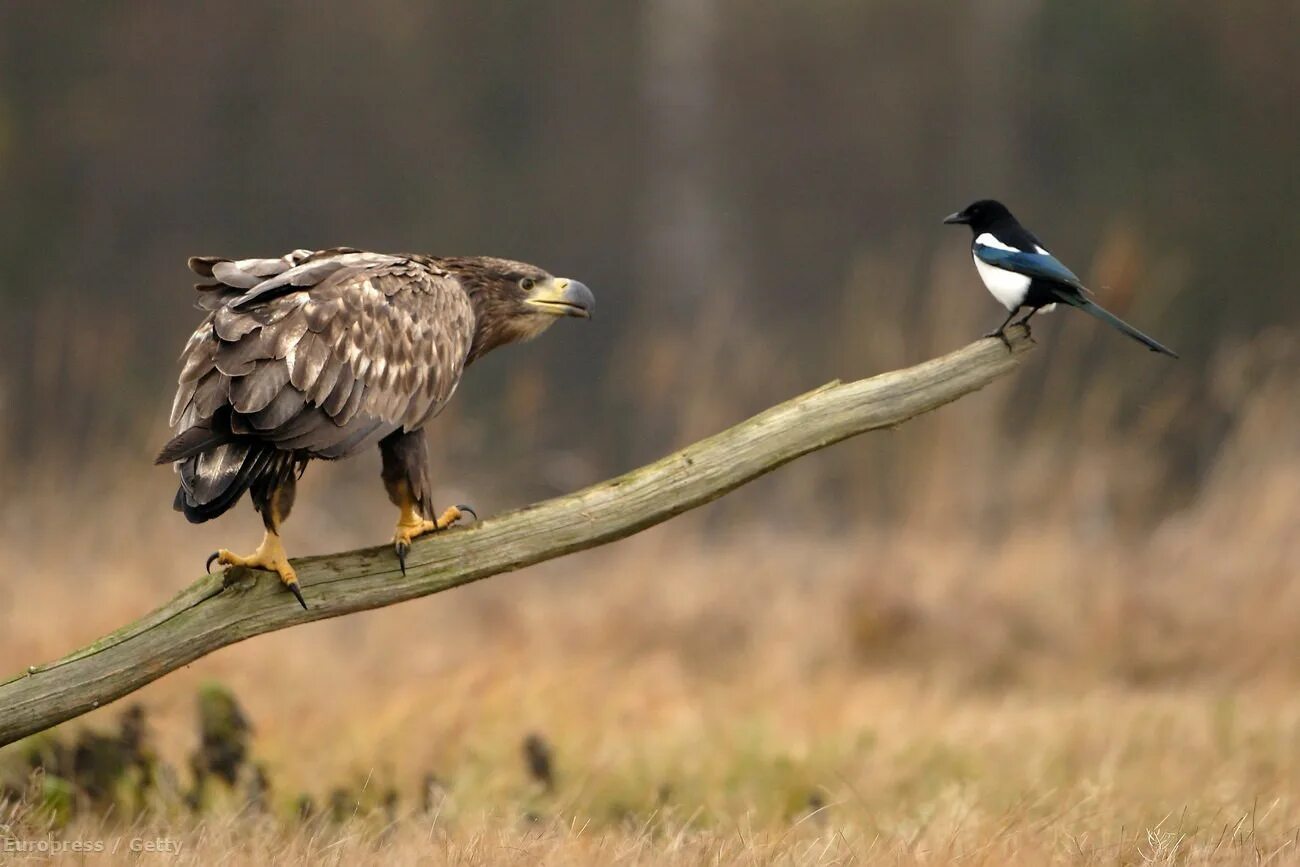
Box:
[983,329,1013,351]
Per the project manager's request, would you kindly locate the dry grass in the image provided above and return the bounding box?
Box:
[10,679,1300,864]
[1,305,1298,863]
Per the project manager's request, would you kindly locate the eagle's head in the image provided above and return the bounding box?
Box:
[444,256,594,361]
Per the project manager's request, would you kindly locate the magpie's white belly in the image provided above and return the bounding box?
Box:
[973,254,1030,311]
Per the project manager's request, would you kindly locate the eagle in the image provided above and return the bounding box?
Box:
[156,248,594,608]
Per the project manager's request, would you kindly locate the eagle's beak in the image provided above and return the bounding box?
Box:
[525,278,594,319]
[942,211,969,225]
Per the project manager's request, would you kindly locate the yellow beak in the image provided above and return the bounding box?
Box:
[524,278,595,318]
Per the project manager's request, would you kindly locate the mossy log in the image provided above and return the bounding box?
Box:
[0,330,1033,746]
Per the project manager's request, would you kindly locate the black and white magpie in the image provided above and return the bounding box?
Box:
[944,199,1178,358]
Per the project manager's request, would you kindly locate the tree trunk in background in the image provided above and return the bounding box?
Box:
[639,0,738,315]
[945,0,1040,531]
[964,0,1039,193]
[636,0,752,445]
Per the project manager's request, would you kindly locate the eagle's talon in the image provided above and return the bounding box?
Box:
[207,537,301,605]
[455,504,478,523]
[205,551,220,574]
[433,505,469,530]
[391,504,471,573]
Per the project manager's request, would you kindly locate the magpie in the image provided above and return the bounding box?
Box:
[943,199,1178,358]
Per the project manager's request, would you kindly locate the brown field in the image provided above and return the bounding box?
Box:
[2,318,1298,865]
[2,5,1296,862]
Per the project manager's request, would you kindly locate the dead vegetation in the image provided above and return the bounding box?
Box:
[1,285,1297,863]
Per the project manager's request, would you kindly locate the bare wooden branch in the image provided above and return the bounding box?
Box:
[0,330,1033,746]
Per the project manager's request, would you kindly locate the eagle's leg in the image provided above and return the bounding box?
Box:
[380,430,475,576]
[207,469,306,609]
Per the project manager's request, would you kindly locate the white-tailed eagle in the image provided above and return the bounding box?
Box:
[157,248,594,607]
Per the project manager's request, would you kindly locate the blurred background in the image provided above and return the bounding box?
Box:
[0,2,1298,861]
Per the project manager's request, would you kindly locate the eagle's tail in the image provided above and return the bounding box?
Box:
[170,443,277,523]
[157,419,276,523]
[1052,291,1179,358]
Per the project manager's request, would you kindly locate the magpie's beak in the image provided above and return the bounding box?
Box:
[524,278,594,318]
[942,211,969,225]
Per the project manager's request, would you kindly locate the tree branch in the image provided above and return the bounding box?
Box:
[0,331,1033,746]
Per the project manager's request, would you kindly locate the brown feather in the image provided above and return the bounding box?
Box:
[190,369,230,422]
[321,363,355,417]
[213,306,260,342]
[250,386,306,431]
[289,330,329,389]
[214,330,271,377]
[229,360,291,414]
[166,250,498,466]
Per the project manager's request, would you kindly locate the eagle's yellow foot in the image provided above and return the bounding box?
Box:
[205,532,306,609]
[392,504,477,575]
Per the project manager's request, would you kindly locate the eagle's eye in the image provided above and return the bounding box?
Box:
[518,276,536,292]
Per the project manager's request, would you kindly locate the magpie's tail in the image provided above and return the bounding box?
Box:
[1054,292,1179,358]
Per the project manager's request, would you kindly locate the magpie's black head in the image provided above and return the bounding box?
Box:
[943,199,1015,232]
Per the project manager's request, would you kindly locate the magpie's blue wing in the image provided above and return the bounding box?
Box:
[973,244,1085,291]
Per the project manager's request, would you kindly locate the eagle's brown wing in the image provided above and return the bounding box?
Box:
[160,249,475,521]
